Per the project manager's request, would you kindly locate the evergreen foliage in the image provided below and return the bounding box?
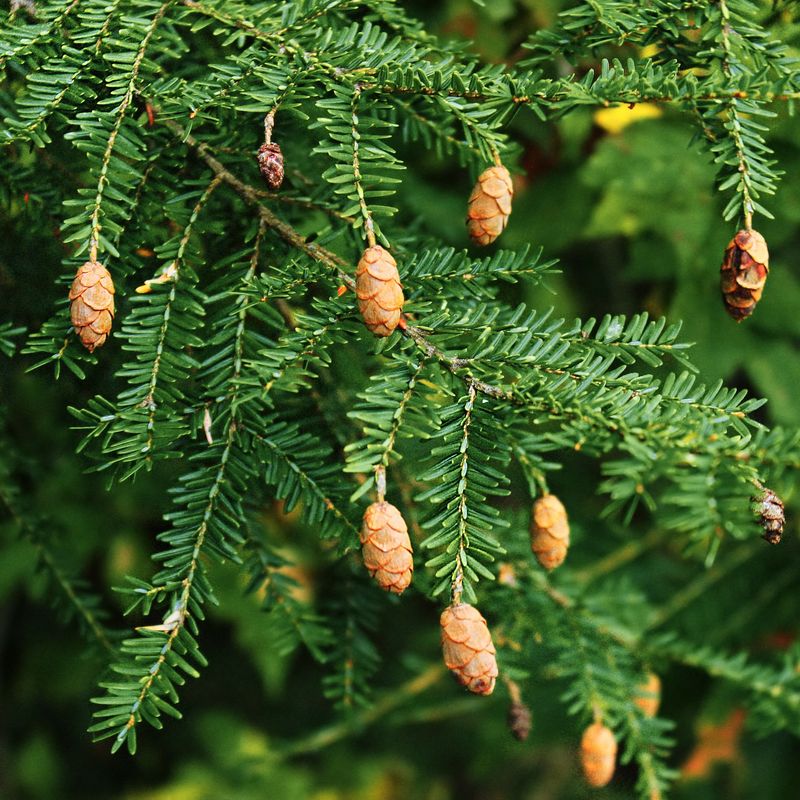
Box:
[2,1,800,797]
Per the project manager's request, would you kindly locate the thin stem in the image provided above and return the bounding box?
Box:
[87,0,171,261]
[0,486,114,654]
[644,542,756,631]
[380,359,426,468]
[141,175,222,460]
[351,86,376,247]
[572,528,663,585]
[375,464,386,503]
[718,0,754,228]
[450,383,477,605]
[166,121,518,406]
[277,663,445,758]
[513,444,550,497]
[504,675,522,704]
[263,110,275,145]
[121,420,237,742]
[118,222,266,745]
[0,0,81,69]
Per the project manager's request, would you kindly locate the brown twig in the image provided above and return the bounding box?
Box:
[165,119,519,405]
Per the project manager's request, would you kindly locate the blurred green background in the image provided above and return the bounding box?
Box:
[3,1,800,798]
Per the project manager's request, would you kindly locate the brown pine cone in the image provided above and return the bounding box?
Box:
[720,228,769,321]
[69,260,115,352]
[355,245,404,336]
[507,700,532,741]
[257,142,284,190]
[580,722,617,788]
[466,165,513,246]
[530,494,570,570]
[440,603,498,695]
[360,501,413,594]
[634,672,661,718]
[754,488,784,544]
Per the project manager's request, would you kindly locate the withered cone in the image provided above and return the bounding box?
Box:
[720,228,769,321]
[754,487,784,544]
[257,142,284,190]
[507,700,532,741]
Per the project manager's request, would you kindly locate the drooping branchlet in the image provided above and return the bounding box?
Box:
[440,603,498,695]
[69,260,115,352]
[466,164,513,246]
[355,245,404,336]
[720,229,769,321]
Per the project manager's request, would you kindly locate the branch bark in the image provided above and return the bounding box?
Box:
[165,119,518,404]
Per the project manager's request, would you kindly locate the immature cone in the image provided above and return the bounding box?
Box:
[530,493,570,570]
[720,228,769,321]
[257,142,284,190]
[580,722,617,788]
[440,603,498,695]
[754,488,784,544]
[355,245,404,336]
[634,672,662,718]
[466,164,513,246]
[360,501,413,594]
[69,260,115,352]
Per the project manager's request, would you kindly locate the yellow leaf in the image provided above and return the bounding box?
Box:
[594,103,663,135]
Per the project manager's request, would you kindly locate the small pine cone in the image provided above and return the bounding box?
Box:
[466,165,513,246]
[257,142,284,190]
[530,493,570,570]
[720,229,769,321]
[753,488,784,544]
[360,501,413,594]
[580,722,617,788]
[355,245,404,337]
[507,700,532,741]
[440,603,498,696]
[69,260,115,352]
[634,672,662,718]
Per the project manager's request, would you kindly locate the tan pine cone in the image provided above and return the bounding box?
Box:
[466,164,513,246]
[580,722,617,788]
[257,142,284,190]
[440,603,498,695]
[634,672,662,718]
[69,260,115,352]
[360,501,413,594]
[530,493,570,570]
[355,245,404,336]
[720,228,769,321]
